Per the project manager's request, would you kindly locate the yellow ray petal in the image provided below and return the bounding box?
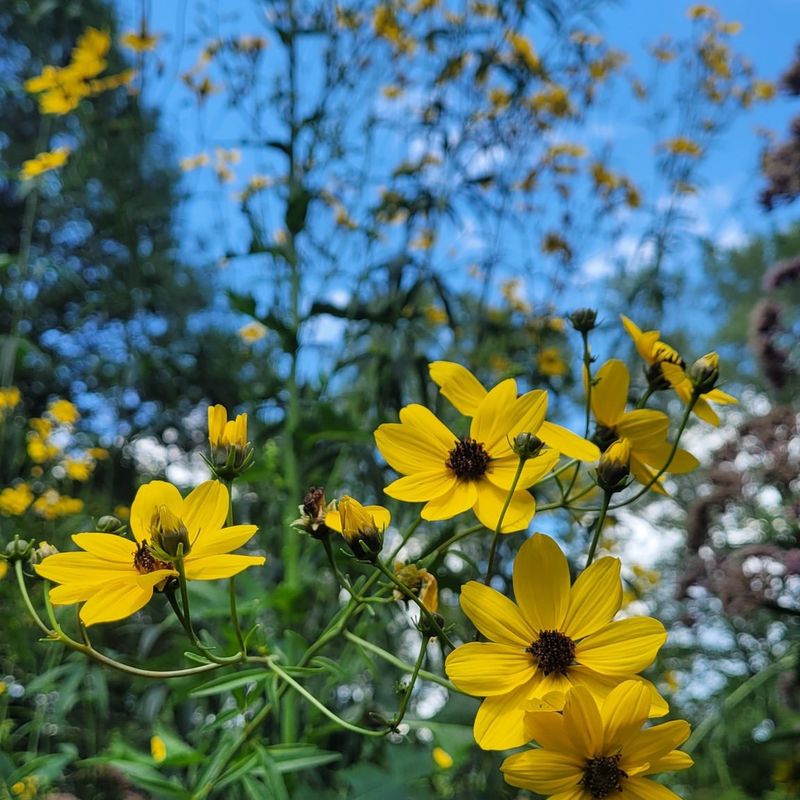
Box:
[537,420,599,461]
[183,480,228,545]
[622,721,691,773]
[501,749,584,794]
[445,642,534,696]
[49,580,115,604]
[486,448,560,491]
[513,533,570,632]
[562,556,622,640]
[428,361,487,414]
[384,469,456,502]
[564,668,667,719]
[705,388,736,404]
[561,683,603,756]
[375,423,451,474]
[645,749,693,774]
[399,404,461,451]
[35,552,133,583]
[521,711,584,761]
[71,533,137,563]
[473,679,539,750]
[616,410,669,448]
[692,395,721,426]
[591,360,629,426]
[472,483,534,533]
[130,481,183,543]
[470,379,519,453]
[459,581,534,647]
[502,389,549,451]
[364,505,391,531]
[189,524,259,557]
[184,553,265,580]
[600,680,652,751]
[420,480,477,520]
[629,456,668,495]
[78,578,155,625]
[623,776,684,800]
[637,443,699,474]
[576,618,666,675]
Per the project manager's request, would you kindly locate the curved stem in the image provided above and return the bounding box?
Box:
[389,635,429,730]
[584,490,612,569]
[484,456,526,585]
[224,479,247,653]
[15,561,52,636]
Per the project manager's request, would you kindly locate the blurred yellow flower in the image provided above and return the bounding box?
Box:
[0,562,7,581]
[180,153,210,172]
[660,136,703,157]
[0,387,20,417]
[537,347,567,377]
[121,29,160,52]
[718,20,743,35]
[423,306,448,325]
[752,79,776,101]
[10,776,38,800]
[29,417,52,437]
[27,435,60,463]
[48,398,79,425]
[20,147,70,180]
[529,84,572,116]
[150,735,167,762]
[687,4,717,19]
[114,504,131,520]
[507,31,539,72]
[33,490,84,520]
[0,484,34,516]
[88,447,110,460]
[239,320,267,344]
[432,746,453,769]
[63,457,93,482]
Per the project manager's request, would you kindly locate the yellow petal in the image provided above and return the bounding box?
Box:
[503,389,549,447]
[399,404,461,451]
[375,423,447,474]
[364,505,391,531]
[620,315,659,364]
[189,524,259,557]
[183,553,265,580]
[485,449,560,491]
[629,456,668,495]
[470,379,519,453]
[445,642,534,696]
[522,711,584,761]
[645,749,694,774]
[473,679,538,749]
[561,683,603,756]
[130,481,183,543]
[35,552,133,583]
[325,509,342,532]
[428,361,487,414]
[183,480,229,545]
[472,482,535,533]
[600,680,652,751]
[384,469,456,502]
[576,617,666,675]
[637,443,699,474]
[622,720,691,773]
[71,533,137,563]
[421,480,477,520]
[692,395,721,426]
[562,556,622,640]
[564,668,668,719]
[705,388,736,404]
[537,420,599,461]
[513,533,570,632]
[623,776,684,800]
[501,749,584,793]
[78,578,155,625]
[616,410,669,448]
[50,580,110,604]
[590,360,629,426]
[459,581,534,647]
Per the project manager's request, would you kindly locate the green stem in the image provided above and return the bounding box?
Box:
[561,330,594,503]
[15,561,52,636]
[389,635,429,729]
[584,490,612,568]
[636,386,655,409]
[268,659,385,737]
[224,479,247,653]
[419,524,483,564]
[388,515,423,562]
[484,456,526,585]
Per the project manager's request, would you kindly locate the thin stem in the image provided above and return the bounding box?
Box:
[636,386,655,409]
[585,490,612,568]
[389,635,429,730]
[375,560,454,649]
[268,659,385,737]
[484,456,526,585]
[561,330,594,503]
[419,524,483,564]
[15,561,52,636]
[224,479,247,653]
[343,631,455,691]
[388,515,423,562]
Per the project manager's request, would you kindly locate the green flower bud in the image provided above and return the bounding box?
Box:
[569,308,598,333]
[512,432,546,461]
[596,439,632,494]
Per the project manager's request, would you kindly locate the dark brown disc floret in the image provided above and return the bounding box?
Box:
[526,629,576,675]
[580,753,627,798]
[446,437,491,480]
[133,541,172,575]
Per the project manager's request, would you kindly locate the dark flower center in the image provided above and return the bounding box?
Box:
[580,753,627,798]
[593,423,618,452]
[526,629,576,675]
[446,437,491,480]
[133,541,172,575]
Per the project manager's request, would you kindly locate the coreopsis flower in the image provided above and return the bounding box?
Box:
[660,136,703,157]
[238,320,267,343]
[620,315,736,425]
[47,399,79,426]
[20,148,70,180]
[595,438,631,493]
[432,746,453,769]
[445,534,667,750]
[207,404,253,479]
[325,495,389,561]
[0,484,34,516]
[34,480,264,625]
[501,681,692,798]
[121,29,160,53]
[590,359,698,493]
[150,735,167,763]
[537,347,568,377]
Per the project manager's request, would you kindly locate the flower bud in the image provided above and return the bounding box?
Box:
[4,536,32,562]
[569,308,598,333]
[149,505,191,558]
[206,404,254,480]
[30,540,58,567]
[596,438,631,493]
[338,495,384,562]
[97,514,126,534]
[512,433,546,461]
[688,352,720,395]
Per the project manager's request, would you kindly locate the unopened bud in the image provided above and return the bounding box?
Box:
[596,438,631,493]
[569,308,598,333]
[150,506,191,558]
[4,536,32,562]
[512,433,546,461]
[97,515,125,534]
[206,404,254,480]
[30,540,59,567]
[688,352,720,395]
[339,495,384,562]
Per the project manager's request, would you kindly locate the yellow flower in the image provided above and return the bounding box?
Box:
[687,4,717,20]
[0,483,35,516]
[620,315,737,426]
[71,27,111,78]
[537,347,568,377]
[529,84,572,116]
[325,495,389,561]
[590,359,699,493]
[501,680,692,797]
[88,447,110,460]
[29,417,52,437]
[445,534,667,750]
[35,480,264,625]
[32,490,84,520]
[122,30,160,52]
[239,321,267,344]
[423,306,448,325]
[150,735,167,762]
[0,678,6,691]
[507,31,539,72]
[63,457,93,482]
[20,147,70,180]
[432,746,453,769]
[47,398,79,425]
[114,504,131,520]
[180,153,210,172]
[208,404,247,450]
[10,776,38,800]
[0,387,21,409]
[660,136,703,158]
[0,562,8,581]
[596,438,632,493]
[27,434,60,463]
